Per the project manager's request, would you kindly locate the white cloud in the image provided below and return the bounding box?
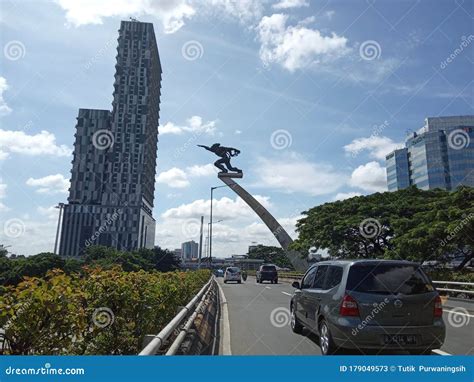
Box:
[156,167,190,188]
[272,0,309,9]
[187,163,217,177]
[344,135,402,160]
[0,178,8,212]
[156,164,216,188]
[256,13,348,72]
[55,0,195,34]
[162,195,272,220]
[160,116,217,135]
[26,174,70,194]
[256,154,347,196]
[0,129,71,160]
[55,0,264,34]
[0,77,12,117]
[38,205,60,220]
[349,161,387,192]
[332,191,362,201]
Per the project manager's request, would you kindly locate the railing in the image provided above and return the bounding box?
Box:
[432,280,474,296]
[139,277,214,356]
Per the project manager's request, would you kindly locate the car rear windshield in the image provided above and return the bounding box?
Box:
[262,266,276,271]
[346,264,434,295]
[227,267,239,273]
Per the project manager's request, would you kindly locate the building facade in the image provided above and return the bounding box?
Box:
[181,241,199,261]
[59,20,162,256]
[386,116,474,191]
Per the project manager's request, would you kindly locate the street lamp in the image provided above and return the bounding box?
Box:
[54,203,65,255]
[209,185,229,265]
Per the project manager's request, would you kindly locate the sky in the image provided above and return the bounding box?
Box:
[0,0,472,257]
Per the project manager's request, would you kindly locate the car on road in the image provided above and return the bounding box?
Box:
[256,264,278,284]
[214,269,224,277]
[290,259,445,355]
[224,267,242,284]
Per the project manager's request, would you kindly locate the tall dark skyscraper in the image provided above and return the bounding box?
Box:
[59,20,162,256]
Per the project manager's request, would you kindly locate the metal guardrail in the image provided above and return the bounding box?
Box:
[139,277,214,356]
[432,281,474,295]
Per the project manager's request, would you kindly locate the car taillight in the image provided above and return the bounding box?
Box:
[434,295,443,317]
[340,294,360,317]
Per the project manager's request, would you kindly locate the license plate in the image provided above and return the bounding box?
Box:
[383,335,417,345]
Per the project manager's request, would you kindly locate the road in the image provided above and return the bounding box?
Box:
[218,276,473,355]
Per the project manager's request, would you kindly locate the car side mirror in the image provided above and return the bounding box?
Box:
[292,281,300,289]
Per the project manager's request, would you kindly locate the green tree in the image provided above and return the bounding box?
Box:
[292,186,473,268]
[248,245,294,269]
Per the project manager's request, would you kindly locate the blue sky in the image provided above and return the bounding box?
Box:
[0,0,472,256]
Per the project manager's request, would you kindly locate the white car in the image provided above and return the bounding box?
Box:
[224,267,242,284]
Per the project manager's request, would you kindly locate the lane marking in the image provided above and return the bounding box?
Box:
[281,291,292,296]
[265,286,272,289]
[432,349,451,356]
[443,308,474,318]
[216,280,232,355]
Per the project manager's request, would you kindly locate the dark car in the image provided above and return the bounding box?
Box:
[256,264,278,284]
[290,260,445,355]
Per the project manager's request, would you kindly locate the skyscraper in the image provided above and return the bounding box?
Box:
[386,115,474,191]
[181,241,199,261]
[59,20,162,256]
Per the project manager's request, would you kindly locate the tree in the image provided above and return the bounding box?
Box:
[248,245,294,269]
[292,186,474,268]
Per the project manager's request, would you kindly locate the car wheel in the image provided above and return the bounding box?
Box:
[319,320,336,355]
[290,304,304,334]
[238,280,241,284]
[274,279,278,284]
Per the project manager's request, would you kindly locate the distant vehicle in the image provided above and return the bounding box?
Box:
[224,267,242,284]
[215,269,224,277]
[256,264,278,284]
[290,260,445,355]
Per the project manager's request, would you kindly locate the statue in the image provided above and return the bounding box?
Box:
[198,143,242,175]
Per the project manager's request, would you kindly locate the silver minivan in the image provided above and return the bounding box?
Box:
[290,260,445,355]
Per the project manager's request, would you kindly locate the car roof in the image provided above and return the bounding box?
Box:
[308,259,420,268]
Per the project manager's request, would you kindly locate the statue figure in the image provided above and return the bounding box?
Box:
[198,143,242,174]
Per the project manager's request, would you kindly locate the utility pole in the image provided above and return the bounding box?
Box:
[54,203,65,254]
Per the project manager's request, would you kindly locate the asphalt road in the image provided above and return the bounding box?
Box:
[218,276,473,355]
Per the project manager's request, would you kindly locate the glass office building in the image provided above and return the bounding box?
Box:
[386,116,474,191]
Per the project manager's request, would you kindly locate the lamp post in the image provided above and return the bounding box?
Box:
[54,203,65,255]
[209,185,228,266]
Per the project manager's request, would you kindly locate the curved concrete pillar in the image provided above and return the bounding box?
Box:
[218,174,308,271]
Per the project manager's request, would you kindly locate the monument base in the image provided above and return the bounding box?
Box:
[218,172,243,179]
